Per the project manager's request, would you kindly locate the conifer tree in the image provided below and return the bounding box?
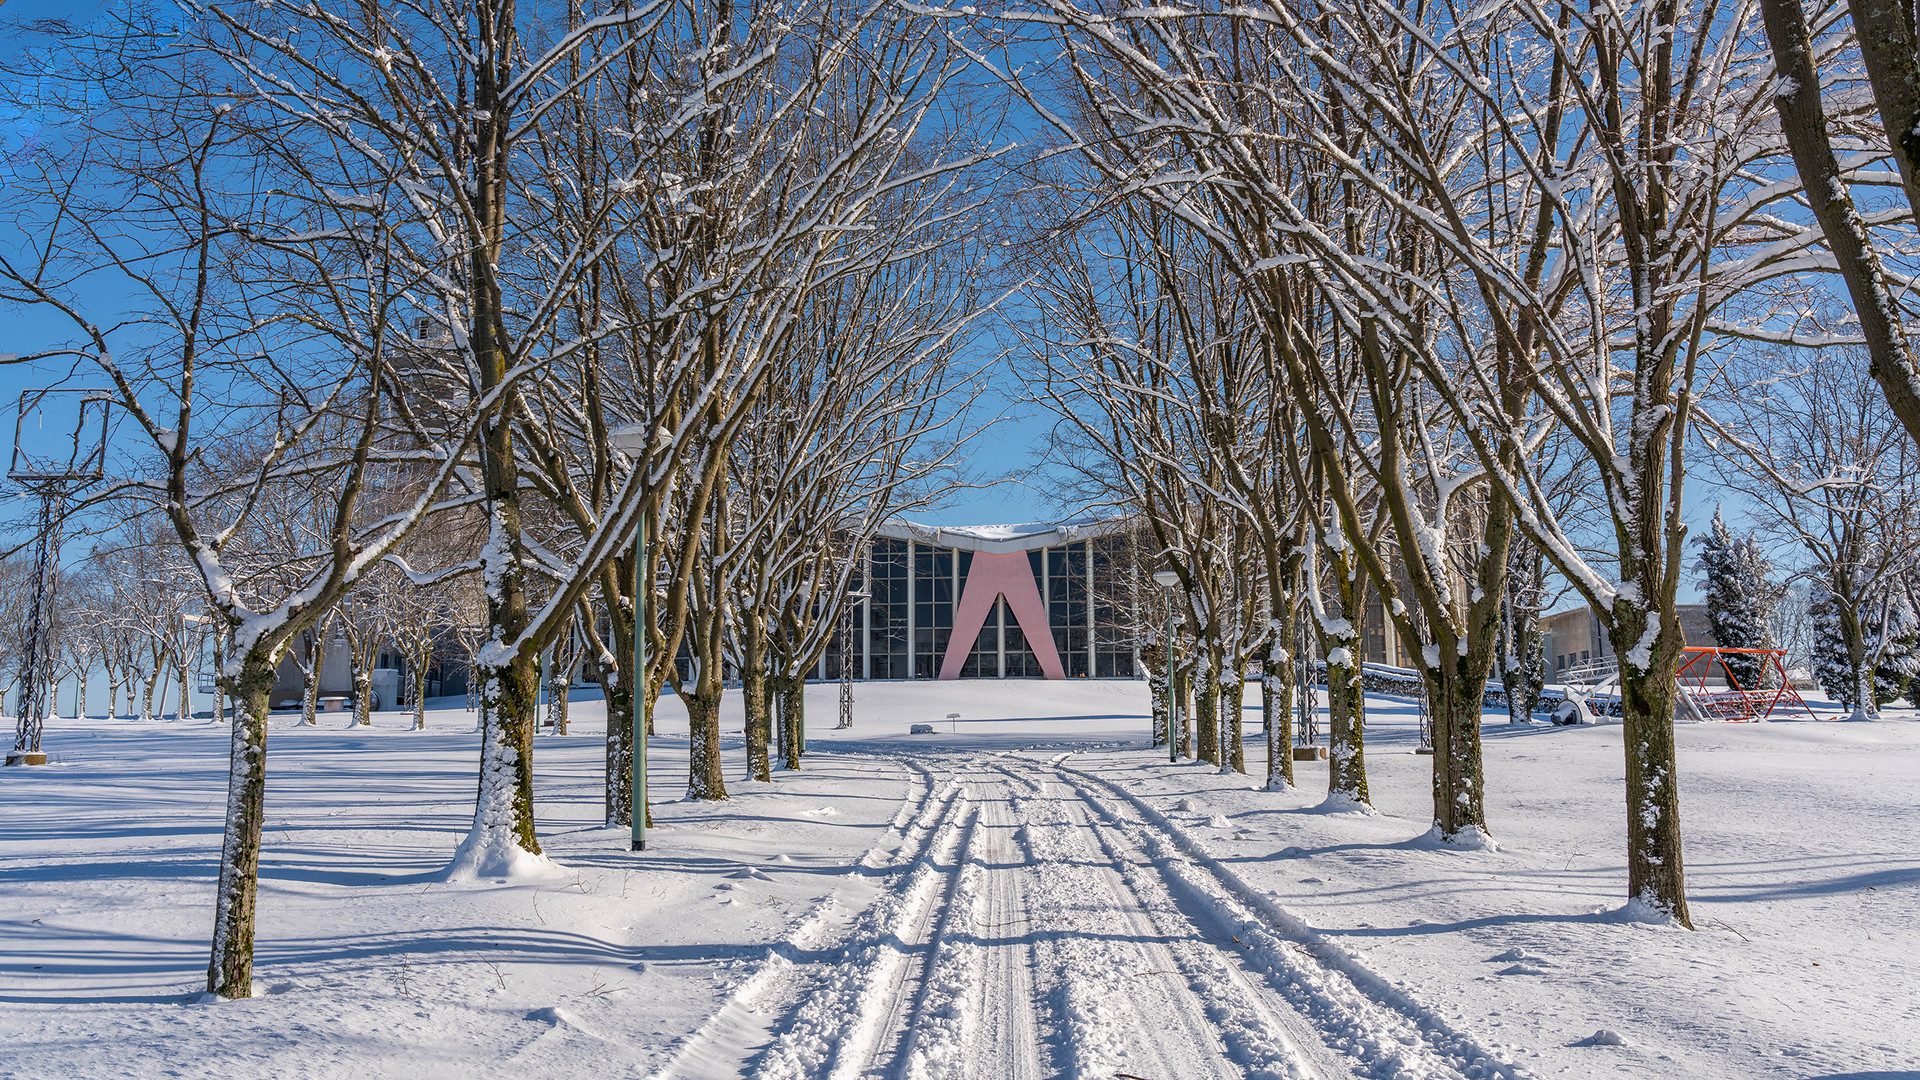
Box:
[1694,508,1784,689]
[1810,582,1920,715]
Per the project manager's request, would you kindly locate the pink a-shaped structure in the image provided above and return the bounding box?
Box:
[937,552,1066,680]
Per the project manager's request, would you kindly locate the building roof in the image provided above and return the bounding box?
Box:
[873,516,1135,554]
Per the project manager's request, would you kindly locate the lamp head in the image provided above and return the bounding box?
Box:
[1152,569,1180,589]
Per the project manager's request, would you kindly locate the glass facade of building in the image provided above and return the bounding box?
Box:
[823,524,1140,680]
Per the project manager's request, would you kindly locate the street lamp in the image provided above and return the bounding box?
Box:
[1152,570,1182,762]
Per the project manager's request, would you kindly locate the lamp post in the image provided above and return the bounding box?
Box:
[1152,570,1182,761]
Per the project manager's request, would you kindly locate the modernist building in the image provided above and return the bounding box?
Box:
[819,519,1142,681]
[817,517,1417,681]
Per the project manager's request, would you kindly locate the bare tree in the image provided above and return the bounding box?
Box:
[0,15,481,994]
[1707,351,1920,719]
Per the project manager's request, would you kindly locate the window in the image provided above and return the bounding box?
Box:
[914,545,954,678]
[1003,608,1040,677]
[962,596,1002,677]
[868,539,910,678]
[1091,532,1135,677]
[822,562,863,679]
[1048,542,1090,677]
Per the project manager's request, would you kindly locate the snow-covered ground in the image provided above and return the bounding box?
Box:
[1,682,1915,1079]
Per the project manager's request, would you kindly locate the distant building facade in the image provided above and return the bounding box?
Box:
[1542,603,1717,682]
[818,519,1142,681]
[819,517,1419,682]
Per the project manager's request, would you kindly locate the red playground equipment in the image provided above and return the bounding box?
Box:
[1674,647,1817,722]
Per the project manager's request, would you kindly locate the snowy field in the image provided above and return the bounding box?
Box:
[1,682,1916,1079]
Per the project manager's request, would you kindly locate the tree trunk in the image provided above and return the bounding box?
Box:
[1849,0,1920,222]
[1195,651,1220,765]
[1842,613,1878,721]
[553,680,570,735]
[300,637,323,726]
[780,672,806,770]
[352,668,373,727]
[141,672,157,723]
[178,661,190,723]
[206,649,277,999]
[1323,565,1370,806]
[453,655,543,874]
[1428,661,1490,838]
[1609,600,1693,926]
[1758,0,1920,451]
[1177,667,1194,758]
[1221,660,1245,775]
[1325,651,1369,806]
[603,573,634,826]
[742,617,771,782]
[685,683,728,800]
[456,9,544,876]
[411,641,430,731]
[1149,659,1169,748]
[1263,633,1295,791]
[773,669,789,767]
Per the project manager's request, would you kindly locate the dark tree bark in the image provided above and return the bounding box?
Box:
[742,613,772,782]
[206,652,277,998]
[1758,0,1920,450]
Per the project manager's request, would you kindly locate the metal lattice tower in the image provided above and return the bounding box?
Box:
[10,482,70,762]
[8,388,110,765]
[837,586,868,730]
[836,598,855,729]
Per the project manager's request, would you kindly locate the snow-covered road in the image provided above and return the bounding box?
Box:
[656,750,1520,1080]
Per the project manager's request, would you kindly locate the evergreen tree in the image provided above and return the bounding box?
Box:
[1810,582,1920,712]
[1694,508,1784,689]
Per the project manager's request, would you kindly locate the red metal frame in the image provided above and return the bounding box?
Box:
[1674,647,1817,721]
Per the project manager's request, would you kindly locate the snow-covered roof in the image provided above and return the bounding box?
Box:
[873,515,1135,554]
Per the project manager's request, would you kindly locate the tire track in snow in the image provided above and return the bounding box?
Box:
[752,768,981,1080]
[956,773,1042,1080]
[1041,757,1532,1080]
[642,758,958,1080]
[663,750,1528,1080]
[1004,765,1257,1080]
